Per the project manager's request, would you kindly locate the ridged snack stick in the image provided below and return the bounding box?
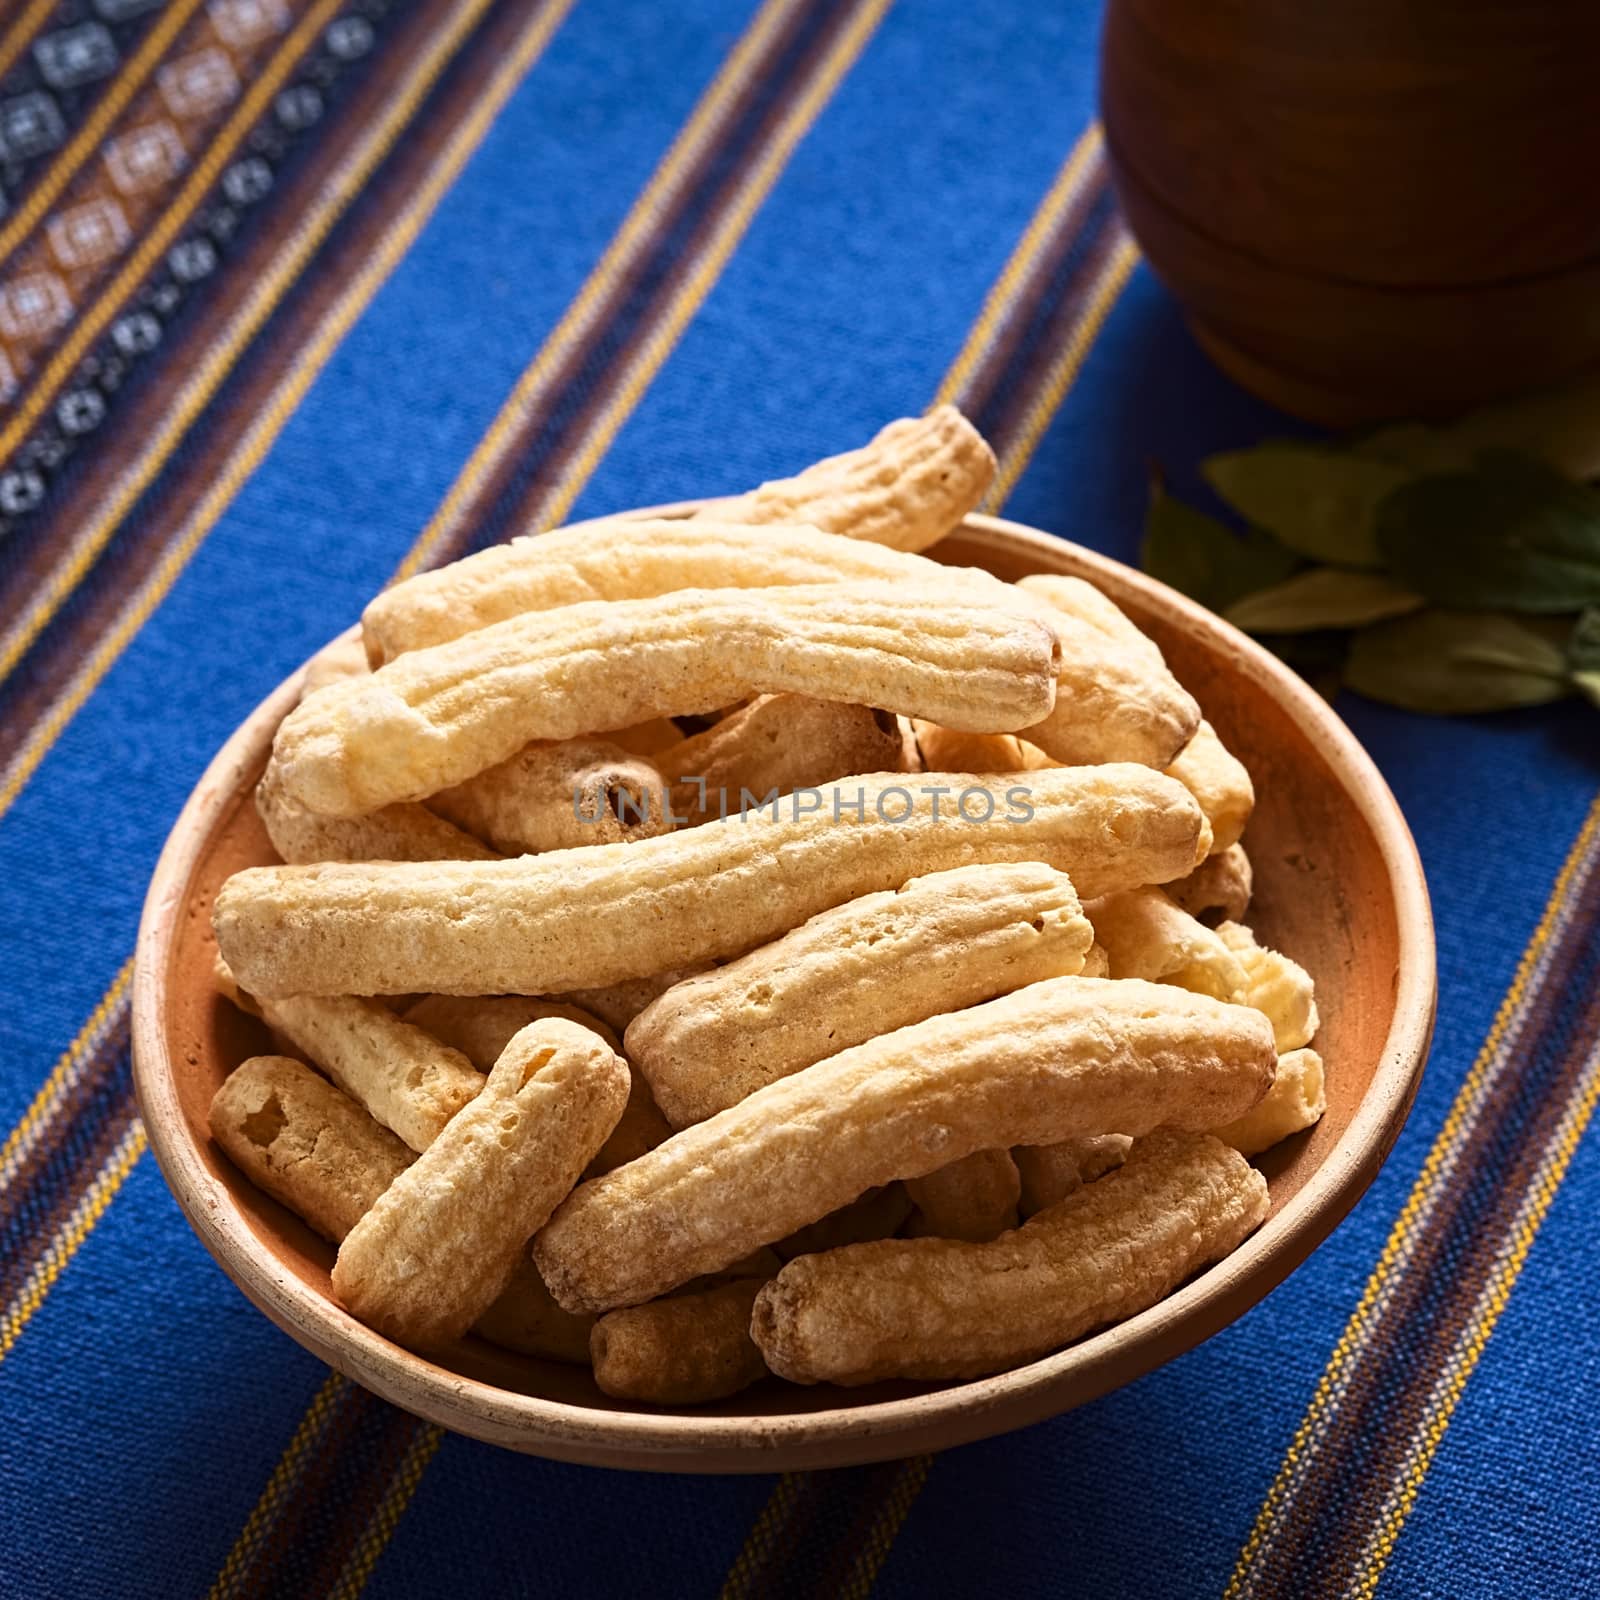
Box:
[694,406,994,553]
[904,1149,1021,1242]
[1217,921,1321,1051]
[589,1278,770,1404]
[1214,1048,1326,1155]
[751,1130,1269,1385]
[214,767,1206,998]
[1013,1134,1132,1217]
[332,1018,630,1350]
[661,695,907,825]
[533,978,1275,1313]
[1085,885,1250,1003]
[279,583,1063,816]
[428,737,671,854]
[1168,842,1253,926]
[1164,720,1254,854]
[256,763,495,867]
[627,862,1094,1127]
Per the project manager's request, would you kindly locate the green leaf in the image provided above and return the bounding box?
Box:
[1345,610,1572,714]
[1376,450,1600,613]
[1569,606,1600,672]
[1140,484,1300,613]
[1357,372,1600,482]
[1224,567,1423,634]
[1201,444,1410,567]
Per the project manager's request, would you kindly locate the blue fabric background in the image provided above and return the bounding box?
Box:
[1,0,1596,1594]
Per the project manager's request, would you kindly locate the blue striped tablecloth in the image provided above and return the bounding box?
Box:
[1,2,1596,1595]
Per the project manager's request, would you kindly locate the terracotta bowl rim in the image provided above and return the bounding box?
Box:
[132,511,1435,1470]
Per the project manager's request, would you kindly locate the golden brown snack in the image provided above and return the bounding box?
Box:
[400,994,621,1064]
[1015,572,1200,768]
[1165,721,1254,854]
[300,633,370,699]
[396,995,667,1176]
[589,1278,770,1404]
[1013,1134,1132,1217]
[910,720,1027,775]
[209,1056,413,1243]
[255,762,495,867]
[215,768,1204,999]
[221,972,484,1154]
[208,1053,591,1364]
[533,978,1275,1313]
[1217,921,1320,1051]
[605,717,683,759]
[473,1258,596,1365]
[361,514,992,664]
[1080,941,1110,978]
[751,1129,1269,1385]
[1085,885,1249,1003]
[905,1150,1021,1242]
[774,1185,912,1262]
[627,862,1094,1127]
[1214,1048,1326,1155]
[1167,843,1253,926]
[283,584,1062,816]
[696,407,994,552]
[661,695,907,824]
[565,968,709,1033]
[332,1018,630,1350]
[428,737,670,854]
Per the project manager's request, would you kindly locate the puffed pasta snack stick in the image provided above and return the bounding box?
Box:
[1217,920,1321,1051]
[1168,842,1253,926]
[218,963,483,1153]
[904,1149,1021,1242]
[590,1278,770,1404]
[333,1018,630,1350]
[533,978,1275,1313]
[215,767,1206,999]
[694,406,994,553]
[397,995,669,1174]
[208,1056,596,1363]
[1085,885,1249,1003]
[661,694,907,825]
[752,1129,1269,1385]
[280,583,1063,817]
[1164,720,1254,855]
[1214,1048,1326,1156]
[627,862,1093,1128]
[428,737,670,854]
[1013,1134,1132,1218]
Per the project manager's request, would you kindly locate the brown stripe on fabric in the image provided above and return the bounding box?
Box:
[1238,845,1600,1597]
[0,0,514,759]
[413,0,864,569]
[941,148,1109,422]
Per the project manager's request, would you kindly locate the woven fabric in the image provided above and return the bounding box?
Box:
[0,2,1596,1596]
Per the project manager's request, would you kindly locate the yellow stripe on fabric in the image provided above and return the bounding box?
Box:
[837,1454,935,1600]
[719,1473,809,1600]
[393,0,808,580]
[0,0,576,827]
[0,958,131,1190]
[0,0,58,87]
[207,1371,350,1600]
[529,0,894,535]
[0,0,564,696]
[1225,794,1600,1598]
[0,0,211,269]
[0,0,345,465]
[983,227,1140,509]
[0,1118,146,1365]
[933,122,1102,411]
[1353,1043,1600,1597]
[325,1423,447,1600]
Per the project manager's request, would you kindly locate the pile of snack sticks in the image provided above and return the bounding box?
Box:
[210,407,1323,1402]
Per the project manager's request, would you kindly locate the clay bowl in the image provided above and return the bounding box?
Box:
[132,513,1435,1473]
